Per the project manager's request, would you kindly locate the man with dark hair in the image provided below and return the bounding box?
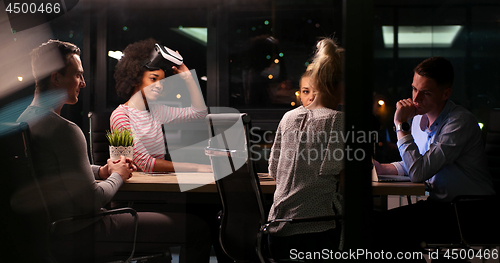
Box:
[30,39,82,93]
[414,56,455,87]
[372,57,494,257]
[376,56,493,201]
[16,39,210,262]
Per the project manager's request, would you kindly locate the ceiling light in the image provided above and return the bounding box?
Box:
[382,25,462,48]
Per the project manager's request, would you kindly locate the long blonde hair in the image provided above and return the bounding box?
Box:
[307,37,344,108]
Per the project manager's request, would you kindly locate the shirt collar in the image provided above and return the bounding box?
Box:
[419,100,453,133]
[419,114,429,132]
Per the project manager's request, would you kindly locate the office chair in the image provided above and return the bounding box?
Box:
[1,122,51,262]
[485,108,500,194]
[88,111,114,165]
[420,195,500,254]
[1,122,170,263]
[421,109,500,258]
[205,113,342,263]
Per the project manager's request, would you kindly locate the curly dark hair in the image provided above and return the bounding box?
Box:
[114,38,158,99]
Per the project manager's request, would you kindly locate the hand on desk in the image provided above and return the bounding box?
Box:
[107,155,137,181]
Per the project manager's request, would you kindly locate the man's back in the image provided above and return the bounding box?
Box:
[18,106,122,226]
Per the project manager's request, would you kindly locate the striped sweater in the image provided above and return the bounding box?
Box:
[110,104,207,172]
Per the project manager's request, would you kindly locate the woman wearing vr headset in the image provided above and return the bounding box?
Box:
[111,38,211,173]
[111,39,233,263]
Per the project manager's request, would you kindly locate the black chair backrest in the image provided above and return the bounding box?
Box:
[452,195,500,245]
[205,113,267,262]
[485,109,500,194]
[88,111,113,165]
[0,122,51,262]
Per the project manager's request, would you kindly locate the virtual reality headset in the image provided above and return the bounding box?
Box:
[144,44,183,71]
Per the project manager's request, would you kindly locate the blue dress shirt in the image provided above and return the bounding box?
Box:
[392,100,495,201]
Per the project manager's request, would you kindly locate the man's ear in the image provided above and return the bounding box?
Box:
[50,71,60,87]
[443,87,451,100]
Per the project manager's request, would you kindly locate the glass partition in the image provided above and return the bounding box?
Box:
[372,1,500,163]
[226,1,341,109]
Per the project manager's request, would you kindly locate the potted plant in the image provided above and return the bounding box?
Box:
[106,128,134,160]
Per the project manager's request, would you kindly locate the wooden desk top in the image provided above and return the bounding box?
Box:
[120,172,425,196]
[371,181,425,196]
[120,172,215,193]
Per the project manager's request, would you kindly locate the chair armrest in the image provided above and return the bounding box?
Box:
[287,215,342,224]
[451,195,496,203]
[258,215,343,262]
[205,147,248,158]
[50,207,137,233]
[261,215,342,233]
[50,207,139,262]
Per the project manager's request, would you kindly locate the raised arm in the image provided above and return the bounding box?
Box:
[172,63,206,110]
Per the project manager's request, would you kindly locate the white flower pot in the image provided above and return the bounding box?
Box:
[109,145,134,160]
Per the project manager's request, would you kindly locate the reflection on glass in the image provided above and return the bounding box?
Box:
[372,3,500,164]
[227,2,340,110]
[239,35,293,107]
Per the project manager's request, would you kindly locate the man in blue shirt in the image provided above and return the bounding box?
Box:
[373,57,495,257]
[375,57,494,201]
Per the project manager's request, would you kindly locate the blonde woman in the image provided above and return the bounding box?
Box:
[267,37,346,261]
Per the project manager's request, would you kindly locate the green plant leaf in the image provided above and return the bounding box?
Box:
[106,128,134,147]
